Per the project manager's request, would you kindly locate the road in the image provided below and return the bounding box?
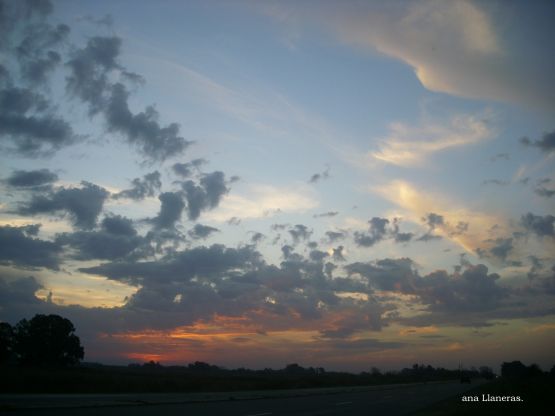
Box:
[1,380,484,415]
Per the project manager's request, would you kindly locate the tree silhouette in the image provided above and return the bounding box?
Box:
[14,314,84,366]
[0,322,15,365]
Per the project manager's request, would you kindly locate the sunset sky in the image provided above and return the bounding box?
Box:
[1,0,554,372]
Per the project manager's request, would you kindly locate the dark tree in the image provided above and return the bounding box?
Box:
[14,314,84,366]
[0,322,15,364]
[501,361,528,378]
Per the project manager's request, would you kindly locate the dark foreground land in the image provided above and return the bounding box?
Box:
[0,380,485,415]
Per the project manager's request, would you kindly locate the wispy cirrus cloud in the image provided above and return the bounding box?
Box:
[368,113,495,167]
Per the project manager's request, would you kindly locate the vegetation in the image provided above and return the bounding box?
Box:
[1,315,552,399]
[0,314,84,367]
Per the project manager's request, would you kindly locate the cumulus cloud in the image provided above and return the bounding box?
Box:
[151,192,185,230]
[113,171,161,200]
[17,181,110,229]
[0,86,76,156]
[0,224,61,269]
[180,171,229,221]
[354,217,389,247]
[289,224,312,244]
[521,213,555,238]
[172,158,207,178]
[56,215,144,261]
[308,166,330,183]
[188,224,220,240]
[1,0,193,161]
[520,130,555,153]
[5,169,58,188]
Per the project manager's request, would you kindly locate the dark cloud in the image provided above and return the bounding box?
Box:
[415,213,444,242]
[101,215,136,236]
[488,238,514,260]
[482,179,509,186]
[289,224,312,243]
[0,1,77,156]
[520,130,555,153]
[113,171,161,200]
[313,211,338,218]
[104,83,193,161]
[180,171,229,221]
[308,166,330,184]
[325,230,346,243]
[332,245,346,262]
[56,228,144,261]
[5,168,58,187]
[227,216,241,226]
[346,258,416,293]
[0,87,76,156]
[172,158,207,178]
[250,232,265,244]
[151,192,185,230]
[534,179,555,198]
[80,244,261,285]
[0,276,43,312]
[353,217,389,247]
[521,212,555,237]
[17,181,109,229]
[490,153,510,162]
[309,249,328,262]
[0,224,61,269]
[391,218,413,243]
[188,224,220,240]
[347,258,506,314]
[535,187,555,198]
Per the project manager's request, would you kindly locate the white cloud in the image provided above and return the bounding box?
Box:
[259,0,555,111]
[204,183,319,222]
[369,112,495,167]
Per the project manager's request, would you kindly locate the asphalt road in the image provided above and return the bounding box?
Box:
[1,380,484,416]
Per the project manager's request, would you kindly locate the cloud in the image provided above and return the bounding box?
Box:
[372,180,503,253]
[289,224,312,244]
[113,171,161,200]
[17,181,110,229]
[521,213,555,238]
[103,82,192,161]
[313,211,338,218]
[56,215,144,261]
[308,166,330,184]
[172,159,207,178]
[0,86,76,156]
[520,130,555,153]
[204,183,318,222]
[179,171,229,221]
[368,113,494,167]
[250,232,265,245]
[325,231,346,243]
[482,179,509,186]
[188,224,220,240]
[151,192,185,230]
[487,237,514,261]
[354,217,389,247]
[262,0,554,111]
[5,169,58,188]
[0,224,61,269]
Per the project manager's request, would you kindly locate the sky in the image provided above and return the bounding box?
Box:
[0,0,554,372]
